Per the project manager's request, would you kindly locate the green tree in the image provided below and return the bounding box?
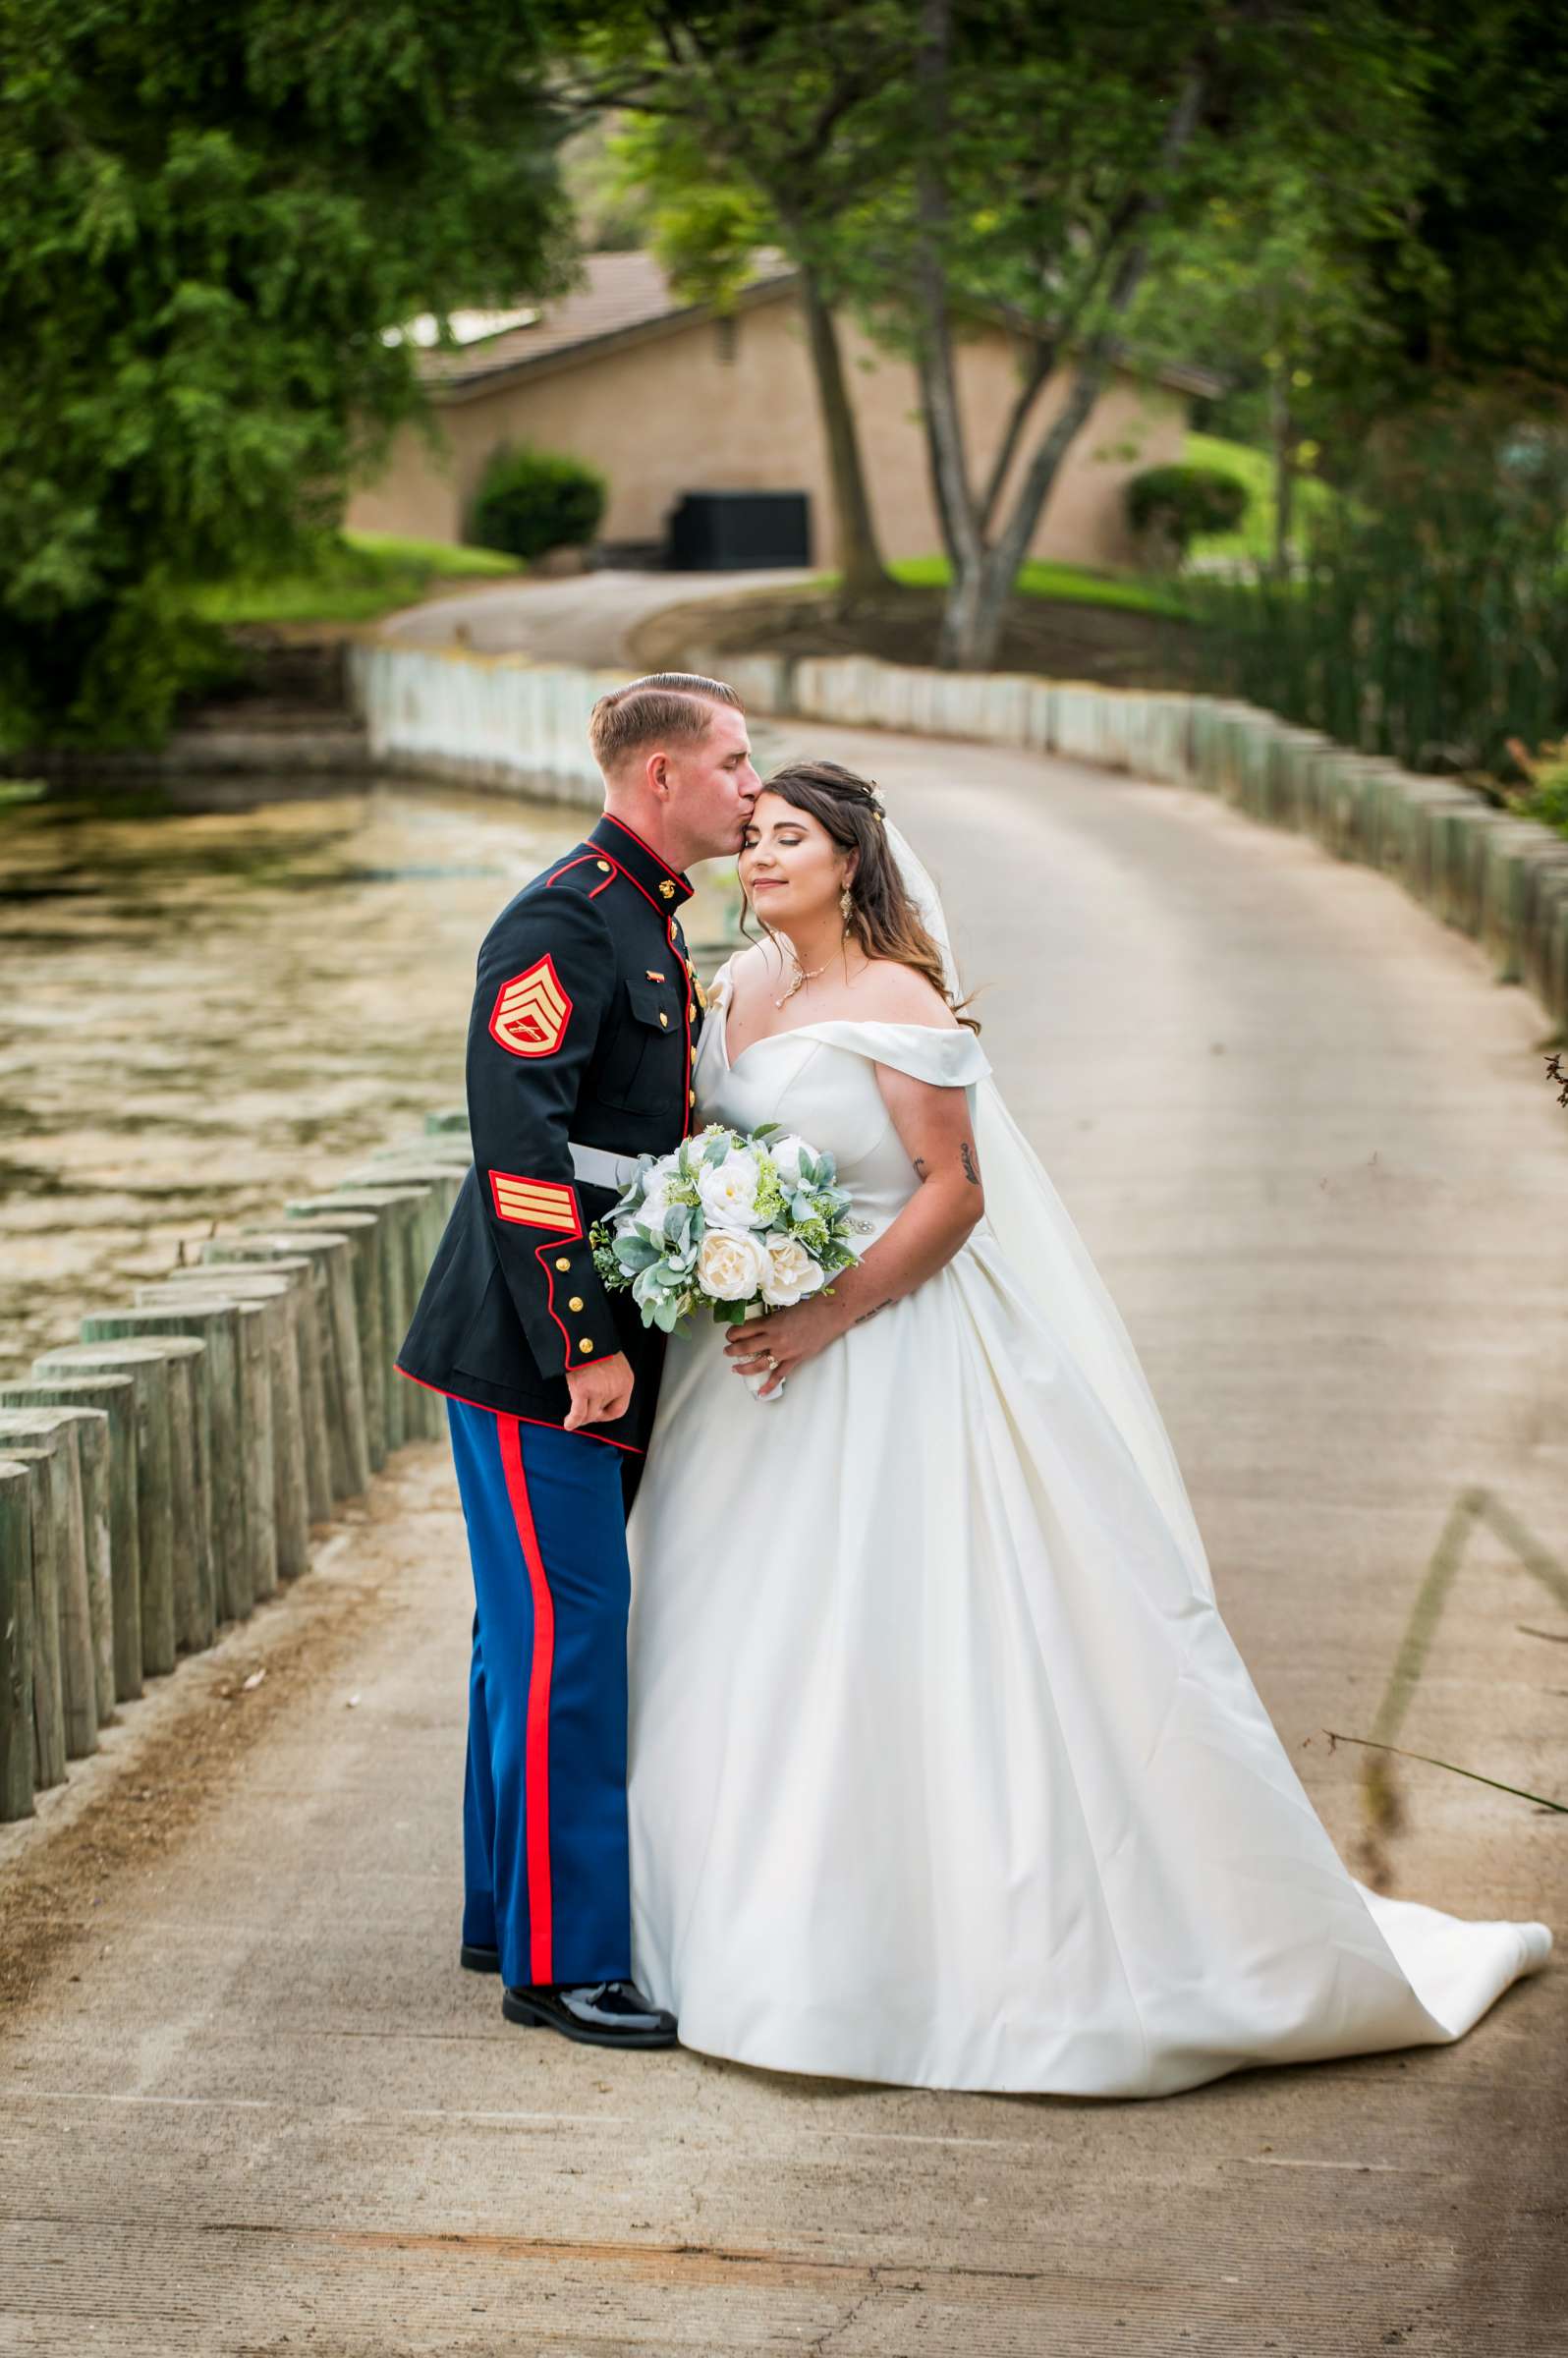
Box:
[1130,165,1405,575]
[556,3,914,602]
[0,0,574,744]
[901,0,1432,667]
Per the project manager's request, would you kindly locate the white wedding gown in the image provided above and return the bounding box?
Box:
[624,964,1551,2097]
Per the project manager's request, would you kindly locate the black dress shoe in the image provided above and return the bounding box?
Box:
[501,1979,678,2049]
[460,1942,500,1974]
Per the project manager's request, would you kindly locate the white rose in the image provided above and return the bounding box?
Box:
[696,1226,770,1303]
[766,1134,811,1192]
[758,1232,828,1309]
[632,1172,674,1234]
[697,1147,761,1232]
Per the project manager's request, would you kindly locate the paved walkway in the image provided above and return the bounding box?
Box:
[380,567,809,665]
[3,727,1566,2355]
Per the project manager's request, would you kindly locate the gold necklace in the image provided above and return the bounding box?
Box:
[772,954,833,1009]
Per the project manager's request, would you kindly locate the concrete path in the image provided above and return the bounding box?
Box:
[379,567,809,665]
[3,728,1566,2356]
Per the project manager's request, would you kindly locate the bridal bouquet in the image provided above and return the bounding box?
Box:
[589,1124,862,1367]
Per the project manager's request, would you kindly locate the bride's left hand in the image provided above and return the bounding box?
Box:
[724,1295,844,1397]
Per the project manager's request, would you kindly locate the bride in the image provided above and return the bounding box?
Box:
[624,757,1551,2098]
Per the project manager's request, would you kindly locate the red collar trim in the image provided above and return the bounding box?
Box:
[593,811,693,895]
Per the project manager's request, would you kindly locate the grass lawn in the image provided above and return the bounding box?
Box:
[188,530,524,628]
[1185,430,1336,564]
[812,556,1190,620]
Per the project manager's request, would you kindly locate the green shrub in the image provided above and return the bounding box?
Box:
[1194,410,1568,777]
[470,445,607,563]
[1127,464,1250,558]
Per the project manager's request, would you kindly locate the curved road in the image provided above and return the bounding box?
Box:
[3,720,1565,2353]
[380,565,809,664]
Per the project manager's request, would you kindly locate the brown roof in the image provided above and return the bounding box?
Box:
[421,252,793,398]
[421,249,1222,404]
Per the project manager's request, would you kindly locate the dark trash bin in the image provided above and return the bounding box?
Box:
[668,490,811,571]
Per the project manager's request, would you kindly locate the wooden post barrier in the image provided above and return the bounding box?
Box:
[211,1233,372,1501]
[29,1345,175,1692]
[1,1442,70,1784]
[0,1419,96,1766]
[287,1193,411,1454]
[336,1174,458,1441]
[0,1403,113,1728]
[0,1377,139,1712]
[70,1325,207,1653]
[179,1263,336,1514]
[279,1212,386,1472]
[119,1294,273,1607]
[293,1189,426,1447]
[157,1263,316,1563]
[0,1459,35,1820]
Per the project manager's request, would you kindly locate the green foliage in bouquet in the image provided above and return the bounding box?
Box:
[589,1123,861,1338]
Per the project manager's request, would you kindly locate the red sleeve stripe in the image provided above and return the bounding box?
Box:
[489,1172,579,1232]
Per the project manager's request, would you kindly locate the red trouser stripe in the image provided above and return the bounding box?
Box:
[497,1416,555,1984]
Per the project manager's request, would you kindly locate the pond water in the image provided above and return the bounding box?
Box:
[0,777,740,1382]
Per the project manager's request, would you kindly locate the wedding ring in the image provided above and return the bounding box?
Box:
[765,1353,779,1372]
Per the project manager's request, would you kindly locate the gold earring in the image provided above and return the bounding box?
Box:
[839,883,854,921]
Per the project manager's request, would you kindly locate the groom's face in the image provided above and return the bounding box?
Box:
[663,702,759,861]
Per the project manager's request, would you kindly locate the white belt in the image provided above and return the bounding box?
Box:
[570,1140,643,1193]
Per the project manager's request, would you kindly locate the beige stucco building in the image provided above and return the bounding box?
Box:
[347,253,1216,572]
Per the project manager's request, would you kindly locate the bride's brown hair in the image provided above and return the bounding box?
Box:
[744,758,980,1033]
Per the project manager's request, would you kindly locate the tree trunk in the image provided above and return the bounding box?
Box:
[914,0,989,659]
[936,64,1210,672]
[1269,360,1296,577]
[797,263,892,606]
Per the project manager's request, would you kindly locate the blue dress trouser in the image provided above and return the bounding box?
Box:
[446,1398,634,1989]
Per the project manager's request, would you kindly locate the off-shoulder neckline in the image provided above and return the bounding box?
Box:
[711,957,970,1075]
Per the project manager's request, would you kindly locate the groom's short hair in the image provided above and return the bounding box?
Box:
[588,672,742,773]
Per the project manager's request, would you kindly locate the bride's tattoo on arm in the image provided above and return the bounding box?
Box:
[960,1144,980,1185]
[912,1155,928,1178]
[852,1298,892,1327]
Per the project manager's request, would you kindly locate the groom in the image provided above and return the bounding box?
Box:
[399,672,758,2048]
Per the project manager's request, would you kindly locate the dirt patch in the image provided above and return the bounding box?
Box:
[629,581,1206,691]
[0,1447,446,2018]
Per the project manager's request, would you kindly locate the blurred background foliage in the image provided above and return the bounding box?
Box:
[0,0,574,744]
[1,0,1565,778]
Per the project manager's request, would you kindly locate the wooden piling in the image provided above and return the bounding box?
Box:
[216,1232,372,1498]
[338,1173,460,1440]
[4,1447,68,1784]
[118,1296,271,1610]
[0,1416,98,1763]
[292,1188,425,1448]
[28,1347,168,1697]
[0,1400,114,1725]
[158,1264,316,1569]
[0,1459,35,1821]
[284,1206,388,1461]
[68,1325,199,1659]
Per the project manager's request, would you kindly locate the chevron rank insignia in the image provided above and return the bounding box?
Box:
[488,1171,578,1233]
[489,956,573,1059]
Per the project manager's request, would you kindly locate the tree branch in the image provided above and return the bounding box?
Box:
[912,0,980,574]
[986,62,1210,589]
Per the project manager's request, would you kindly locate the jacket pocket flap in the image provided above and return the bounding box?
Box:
[624,978,679,1031]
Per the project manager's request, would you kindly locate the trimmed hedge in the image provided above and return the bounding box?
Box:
[470,445,607,564]
[1127,464,1250,558]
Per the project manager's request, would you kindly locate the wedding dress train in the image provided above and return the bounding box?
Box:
[624,964,1550,2097]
